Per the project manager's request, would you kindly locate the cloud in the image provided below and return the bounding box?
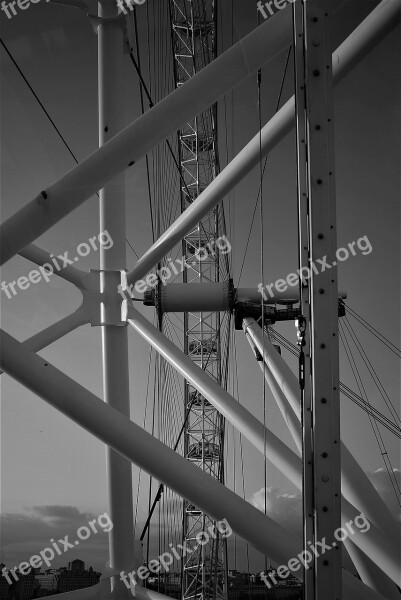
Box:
[0,506,109,572]
[31,505,93,525]
[32,505,90,519]
[247,467,400,543]
[248,487,302,538]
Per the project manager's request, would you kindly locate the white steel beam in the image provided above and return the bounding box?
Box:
[341,497,400,585]
[126,0,401,286]
[342,571,386,600]
[243,327,302,453]
[247,339,400,597]
[340,442,398,541]
[296,2,342,593]
[127,309,400,583]
[344,539,401,599]
[127,307,302,489]
[257,360,302,454]
[19,244,87,288]
[243,317,399,543]
[0,309,87,377]
[0,328,390,600]
[0,7,293,266]
[1,0,399,270]
[0,328,301,570]
[292,1,316,596]
[0,308,86,365]
[23,309,87,351]
[244,318,301,420]
[98,7,134,597]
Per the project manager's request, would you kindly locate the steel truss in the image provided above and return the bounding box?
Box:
[169,2,226,598]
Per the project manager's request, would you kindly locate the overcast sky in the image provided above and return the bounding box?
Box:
[1,0,400,574]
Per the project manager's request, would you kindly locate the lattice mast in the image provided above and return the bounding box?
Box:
[169,2,226,599]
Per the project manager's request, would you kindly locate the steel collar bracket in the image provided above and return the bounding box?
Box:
[234,302,300,330]
[80,269,128,326]
[234,298,346,330]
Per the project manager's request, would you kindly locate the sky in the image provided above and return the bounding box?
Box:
[1,0,400,575]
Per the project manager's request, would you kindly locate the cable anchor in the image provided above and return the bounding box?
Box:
[296,316,307,390]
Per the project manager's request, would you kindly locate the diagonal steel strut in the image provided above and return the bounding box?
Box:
[0,6,293,266]
[1,0,399,269]
[0,328,391,600]
[126,0,401,285]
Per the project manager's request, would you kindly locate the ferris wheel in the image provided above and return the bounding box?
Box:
[0,2,400,600]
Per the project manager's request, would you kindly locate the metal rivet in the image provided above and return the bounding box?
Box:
[319,289,324,294]
[318,233,324,239]
[320,343,325,349]
[322,506,328,512]
[315,125,321,130]
[322,475,329,482]
[313,70,320,77]
[317,178,323,184]
[40,191,48,200]
[323,560,329,566]
[104,127,108,132]
[322,452,328,458]
[128,161,134,167]
[321,398,327,404]
[312,17,318,22]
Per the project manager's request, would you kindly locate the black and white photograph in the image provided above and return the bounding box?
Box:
[1,1,400,599]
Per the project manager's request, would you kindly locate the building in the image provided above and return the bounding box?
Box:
[8,569,36,600]
[56,560,100,593]
[148,572,181,599]
[227,571,302,600]
[34,570,57,594]
[0,563,11,599]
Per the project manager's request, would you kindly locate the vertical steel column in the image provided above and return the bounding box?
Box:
[98,5,134,596]
[294,2,342,599]
[293,3,315,598]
